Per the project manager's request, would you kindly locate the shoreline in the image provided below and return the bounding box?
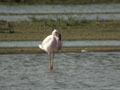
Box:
[0,20,120,54]
[0,46,120,54]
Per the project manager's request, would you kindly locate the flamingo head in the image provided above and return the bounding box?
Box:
[52,29,59,36]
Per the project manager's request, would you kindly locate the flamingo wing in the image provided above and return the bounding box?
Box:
[39,35,57,53]
[39,35,52,49]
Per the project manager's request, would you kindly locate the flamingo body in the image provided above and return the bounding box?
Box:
[39,29,62,70]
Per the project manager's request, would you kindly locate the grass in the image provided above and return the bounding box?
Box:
[0,46,120,54]
[0,18,120,41]
[0,0,120,5]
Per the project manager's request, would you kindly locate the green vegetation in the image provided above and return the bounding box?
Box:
[0,18,120,41]
[0,0,120,5]
[0,20,14,33]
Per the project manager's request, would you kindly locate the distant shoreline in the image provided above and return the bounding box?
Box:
[0,46,120,54]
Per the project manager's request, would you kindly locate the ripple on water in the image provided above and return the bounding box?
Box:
[0,52,120,90]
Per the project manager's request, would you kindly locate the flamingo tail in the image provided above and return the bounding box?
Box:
[38,44,44,50]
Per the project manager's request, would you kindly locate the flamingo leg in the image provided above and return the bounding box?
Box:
[51,53,54,70]
[49,53,52,70]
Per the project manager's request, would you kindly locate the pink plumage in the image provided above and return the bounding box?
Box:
[39,29,62,70]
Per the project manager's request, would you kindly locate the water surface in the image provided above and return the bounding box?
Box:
[1,4,120,21]
[0,4,120,13]
[1,13,120,21]
[0,40,120,47]
[0,52,120,90]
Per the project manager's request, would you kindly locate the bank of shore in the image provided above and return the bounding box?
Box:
[0,19,120,53]
[0,46,120,54]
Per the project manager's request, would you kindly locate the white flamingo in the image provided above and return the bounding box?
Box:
[38,29,62,70]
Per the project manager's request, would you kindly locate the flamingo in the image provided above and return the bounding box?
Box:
[38,29,62,70]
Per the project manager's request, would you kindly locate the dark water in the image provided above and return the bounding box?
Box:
[0,52,120,90]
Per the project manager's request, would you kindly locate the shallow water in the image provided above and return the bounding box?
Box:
[0,40,120,47]
[0,52,120,90]
[1,13,120,21]
[1,4,120,21]
[0,4,120,13]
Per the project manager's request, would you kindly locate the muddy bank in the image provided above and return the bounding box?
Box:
[0,46,120,54]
